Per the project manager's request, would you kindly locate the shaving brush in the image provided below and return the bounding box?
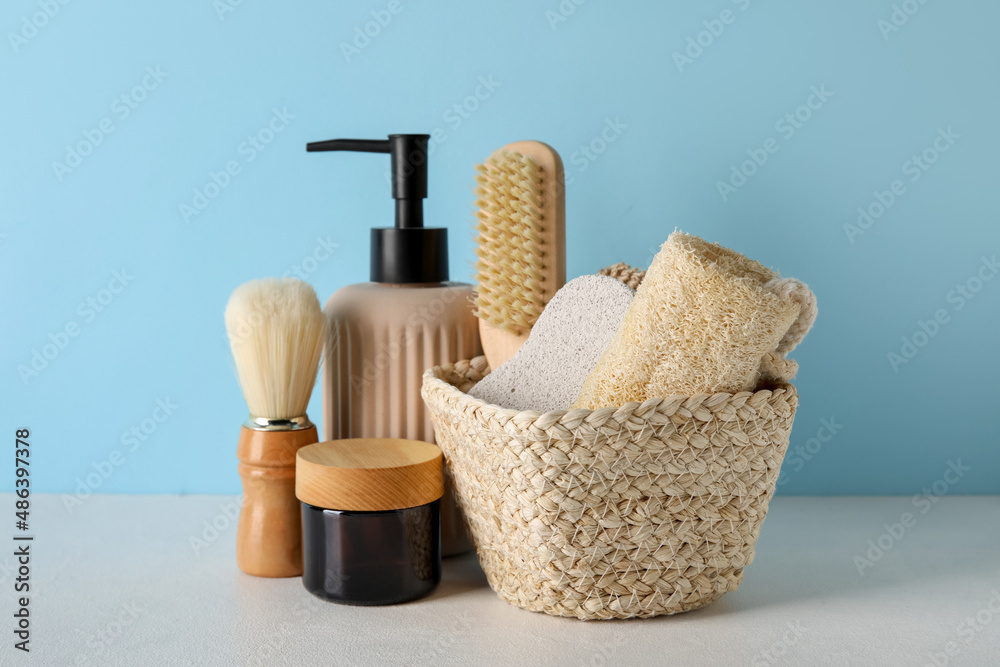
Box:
[225,278,328,577]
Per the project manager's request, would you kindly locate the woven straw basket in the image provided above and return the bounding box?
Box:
[421,356,798,620]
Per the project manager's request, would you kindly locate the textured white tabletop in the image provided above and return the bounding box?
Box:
[1,494,998,666]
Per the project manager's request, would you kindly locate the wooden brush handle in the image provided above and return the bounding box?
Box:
[236,425,317,578]
[479,320,530,371]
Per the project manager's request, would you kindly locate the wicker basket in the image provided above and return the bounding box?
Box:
[421,357,798,620]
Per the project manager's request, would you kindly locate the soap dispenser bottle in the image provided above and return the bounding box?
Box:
[307,134,480,555]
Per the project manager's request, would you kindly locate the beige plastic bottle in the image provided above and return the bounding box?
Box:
[323,282,479,555]
[309,134,481,555]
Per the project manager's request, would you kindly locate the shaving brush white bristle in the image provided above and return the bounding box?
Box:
[225,278,328,420]
[473,151,548,335]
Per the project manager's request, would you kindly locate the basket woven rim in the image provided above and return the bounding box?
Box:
[422,356,797,421]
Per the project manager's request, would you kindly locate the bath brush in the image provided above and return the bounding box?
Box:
[473,141,565,371]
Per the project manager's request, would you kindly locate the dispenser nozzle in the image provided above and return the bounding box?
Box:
[307,134,429,229]
[306,133,446,283]
[306,139,391,154]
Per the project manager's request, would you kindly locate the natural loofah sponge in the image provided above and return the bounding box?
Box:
[573,232,807,408]
[468,275,635,412]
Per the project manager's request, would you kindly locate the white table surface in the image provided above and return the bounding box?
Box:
[1,494,998,666]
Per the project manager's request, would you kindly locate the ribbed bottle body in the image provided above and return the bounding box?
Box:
[323,282,480,555]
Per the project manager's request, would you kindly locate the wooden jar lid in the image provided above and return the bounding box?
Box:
[295,439,443,512]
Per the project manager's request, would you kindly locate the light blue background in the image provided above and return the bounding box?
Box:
[2,1,997,496]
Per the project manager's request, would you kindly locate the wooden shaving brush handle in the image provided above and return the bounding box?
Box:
[236,425,318,577]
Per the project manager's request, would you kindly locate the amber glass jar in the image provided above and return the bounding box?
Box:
[295,439,443,605]
[301,501,440,605]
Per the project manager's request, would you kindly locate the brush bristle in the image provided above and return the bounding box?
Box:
[473,151,548,335]
[224,278,328,420]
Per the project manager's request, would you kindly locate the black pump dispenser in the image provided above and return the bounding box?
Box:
[307,134,448,284]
